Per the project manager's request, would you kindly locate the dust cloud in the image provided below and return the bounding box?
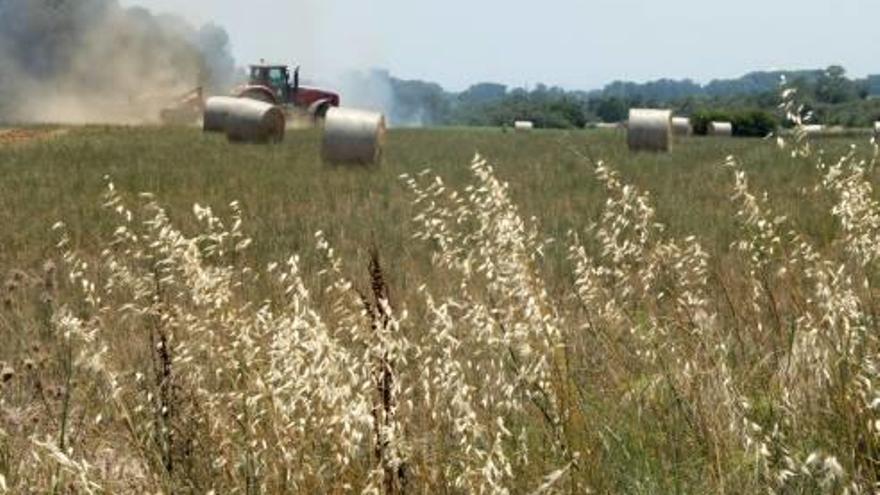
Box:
[0,0,236,124]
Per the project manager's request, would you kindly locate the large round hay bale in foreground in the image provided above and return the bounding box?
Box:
[514,121,534,131]
[225,99,285,143]
[672,117,692,137]
[203,96,241,133]
[708,121,733,137]
[627,108,672,152]
[321,107,386,165]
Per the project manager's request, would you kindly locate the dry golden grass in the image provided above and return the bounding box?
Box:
[1,118,879,493]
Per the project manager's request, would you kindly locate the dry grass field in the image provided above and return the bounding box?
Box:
[1,124,878,493]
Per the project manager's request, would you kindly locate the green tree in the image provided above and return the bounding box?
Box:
[815,65,858,104]
[595,97,628,123]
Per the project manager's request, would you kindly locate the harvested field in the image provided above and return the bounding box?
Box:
[1,124,879,492]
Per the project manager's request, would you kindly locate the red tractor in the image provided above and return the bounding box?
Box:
[160,63,340,125]
[237,64,340,121]
[161,62,384,164]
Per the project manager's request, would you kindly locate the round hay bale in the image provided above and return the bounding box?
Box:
[627,108,672,152]
[321,107,386,165]
[595,122,622,130]
[225,99,286,144]
[708,121,733,137]
[672,117,692,137]
[514,121,534,131]
[203,96,241,133]
[874,121,880,139]
[802,124,825,135]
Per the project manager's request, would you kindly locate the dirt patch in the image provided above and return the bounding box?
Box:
[0,128,68,146]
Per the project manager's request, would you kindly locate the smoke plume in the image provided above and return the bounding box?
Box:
[0,0,236,124]
[335,69,437,128]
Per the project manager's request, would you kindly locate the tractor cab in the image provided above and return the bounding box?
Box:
[248,64,300,102]
[239,62,339,114]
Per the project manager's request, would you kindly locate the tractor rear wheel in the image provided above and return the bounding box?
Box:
[310,102,333,128]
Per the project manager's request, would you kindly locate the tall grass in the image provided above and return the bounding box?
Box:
[2,113,880,491]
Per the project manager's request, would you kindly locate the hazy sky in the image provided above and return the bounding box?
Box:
[122,0,880,91]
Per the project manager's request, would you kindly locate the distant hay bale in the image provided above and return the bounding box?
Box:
[321,107,386,165]
[203,96,241,133]
[514,121,534,131]
[708,121,733,137]
[627,108,672,152]
[225,99,286,144]
[671,117,692,137]
[596,122,622,130]
[802,124,825,135]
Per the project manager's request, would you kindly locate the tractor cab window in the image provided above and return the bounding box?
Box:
[268,68,287,86]
[250,67,268,82]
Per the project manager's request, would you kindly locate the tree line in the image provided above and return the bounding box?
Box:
[383,66,880,130]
